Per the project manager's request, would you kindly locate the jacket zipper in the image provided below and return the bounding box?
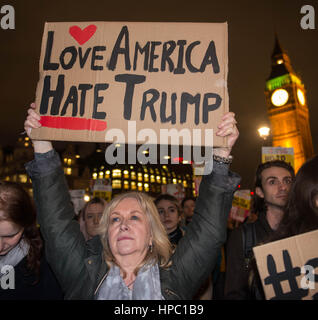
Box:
[164,288,181,299]
[94,271,109,296]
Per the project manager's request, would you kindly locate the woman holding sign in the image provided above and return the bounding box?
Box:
[24,103,240,300]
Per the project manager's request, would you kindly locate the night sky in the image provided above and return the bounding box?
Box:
[0,0,317,189]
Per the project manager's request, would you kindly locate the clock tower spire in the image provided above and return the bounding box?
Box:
[265,35,314,171]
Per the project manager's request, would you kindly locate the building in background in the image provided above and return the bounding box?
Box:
[264,36,314,172]
[0,138,195,202]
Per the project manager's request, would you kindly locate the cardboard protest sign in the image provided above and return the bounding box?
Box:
[91,178,112,202]
[229,189,251,222]
[69,189,85,215]
[262,147,294,169]
[253,229,318,300]
[161,183,185,203]
[31,21,228,147]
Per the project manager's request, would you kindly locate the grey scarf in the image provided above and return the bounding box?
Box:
[0,239,29,277]
[96,263,163,300]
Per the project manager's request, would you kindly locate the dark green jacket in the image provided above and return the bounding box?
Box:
[26,150,240,300]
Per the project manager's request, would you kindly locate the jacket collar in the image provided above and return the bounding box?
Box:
[258,209,275,234]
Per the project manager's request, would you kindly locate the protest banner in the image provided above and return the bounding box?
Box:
[262,147,294,169]
[161,183,185,203]
[253,229,318,300]
[91,178,112,202]
[69,189,85,214]
[229,189,251,222]
[30,21,228,148]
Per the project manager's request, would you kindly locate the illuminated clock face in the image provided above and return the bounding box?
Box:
[271,89,289,107]
[297,89,305,106]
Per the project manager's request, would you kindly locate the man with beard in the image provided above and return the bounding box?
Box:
[224,160,295,300]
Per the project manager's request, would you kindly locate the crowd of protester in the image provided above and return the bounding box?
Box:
[0,104,317,300]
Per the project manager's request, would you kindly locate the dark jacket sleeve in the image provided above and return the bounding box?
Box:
[25,150,89,298]
[224,226,250,299]
[161,161,241,300]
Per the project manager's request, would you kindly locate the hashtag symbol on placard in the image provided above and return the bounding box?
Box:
[264,250,308,300]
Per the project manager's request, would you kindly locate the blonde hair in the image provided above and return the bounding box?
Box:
[97,192,172,274]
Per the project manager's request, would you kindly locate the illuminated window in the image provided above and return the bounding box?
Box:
[64,158,67,164]
[19,174,27,184]
[112,179,122,189]
[131,172,136,180]
[144,183,149,192]
[178,179,182,184]
[277,59,283,65]
[137,182,143,191]
[162,177,167,184]
[183,180,188,188]
[99,171,104,178]
[24,142,29,147]
[131,181,136,190]
[138,173,143,181]
[123,170,129,179]
[65,168,72,175]
[105,171,110,179]
[67,159,72,166]
[173,178,177,184]
[124,180,129,190]
[5,176,10,181]
[25,137,30,141]
[112,169,121,178]
[156,176,161,183]
[150,175,155,183]
[92,172,98,179]
[144,174,149,182]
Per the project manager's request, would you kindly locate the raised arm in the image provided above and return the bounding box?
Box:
[161,112,240,299]
[24,104,91,298]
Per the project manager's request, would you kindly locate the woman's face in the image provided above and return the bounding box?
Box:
[156,200,180,234]
[84,203,105,239]
[0,218,24,256]
[108,198,152,263]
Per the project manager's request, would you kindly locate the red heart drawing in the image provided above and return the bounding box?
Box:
[69,25,97,45]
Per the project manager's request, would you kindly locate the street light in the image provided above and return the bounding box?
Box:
[258,126,270,140]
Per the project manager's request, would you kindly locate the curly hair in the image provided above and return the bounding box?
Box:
[0,181,42,281]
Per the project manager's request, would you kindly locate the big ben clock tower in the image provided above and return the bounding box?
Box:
[265,36,314,172]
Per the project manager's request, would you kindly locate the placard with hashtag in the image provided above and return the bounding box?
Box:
[253,229,318,300]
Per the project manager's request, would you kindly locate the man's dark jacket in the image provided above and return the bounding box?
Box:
[224,211,273,299]
[26,150,240,300]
